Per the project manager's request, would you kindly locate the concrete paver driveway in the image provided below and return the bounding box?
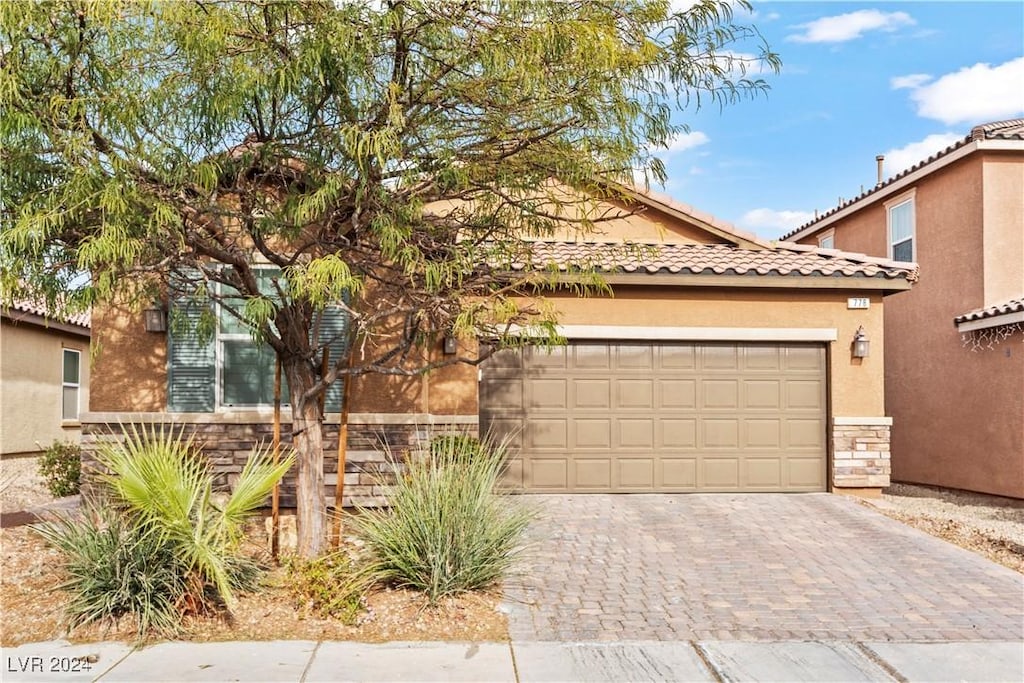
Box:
[503,494,1024,642]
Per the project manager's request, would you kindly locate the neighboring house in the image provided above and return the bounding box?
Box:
[82,185,916,506]
[0,300,91,457]
[782,119,1024,499]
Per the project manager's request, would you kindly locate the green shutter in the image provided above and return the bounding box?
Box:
[320,305,350,413]
[167,293,215,413]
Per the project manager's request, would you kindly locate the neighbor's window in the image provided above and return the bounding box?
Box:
[888,195,915,261]
[218,269,288,407]
[818,232,835,250]
[62,348,80,420]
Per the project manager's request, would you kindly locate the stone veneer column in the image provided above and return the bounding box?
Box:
[831,416,892,491]
[80,412,479,508]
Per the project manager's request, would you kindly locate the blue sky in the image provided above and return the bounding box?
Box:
[653,1,1024,239]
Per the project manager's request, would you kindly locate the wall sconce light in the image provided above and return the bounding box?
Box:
[143,303,168,333]
[443,336,458,355]
[852,326,870,358]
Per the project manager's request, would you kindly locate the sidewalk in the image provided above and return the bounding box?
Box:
[4,638,1023,682]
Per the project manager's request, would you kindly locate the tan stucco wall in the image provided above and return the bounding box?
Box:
[982,154,1024,305]
[0,320,91,455]
[90,301,167,412]
[797,152,1024,498]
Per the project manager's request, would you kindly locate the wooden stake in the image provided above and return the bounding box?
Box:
[332,345,355,548]
[271,356,282,560]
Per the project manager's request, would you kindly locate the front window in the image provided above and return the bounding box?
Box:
[62,348,80,420]
[218,269,288,407]
[888,197,915,261]
[818,231,835,250]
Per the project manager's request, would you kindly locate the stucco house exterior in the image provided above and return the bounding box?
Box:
[82,185,917,505]
[1,300,91,457]
[781,119,1024,499]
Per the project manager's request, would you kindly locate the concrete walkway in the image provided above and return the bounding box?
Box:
[4,638,1023,682]
[504,494,1024,642]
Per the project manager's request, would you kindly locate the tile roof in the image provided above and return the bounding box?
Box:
[954,297,1024,324]
[781,119,1024,240]
[4,299,91,329]
[504,241,919,283]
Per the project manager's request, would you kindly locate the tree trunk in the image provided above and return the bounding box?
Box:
[283,357,326,558]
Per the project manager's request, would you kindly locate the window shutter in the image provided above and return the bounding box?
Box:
[167,294,215,412]
[320,305,350,414]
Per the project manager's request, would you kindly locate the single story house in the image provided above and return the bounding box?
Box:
[82,185,917,504]
[1,300,91,457]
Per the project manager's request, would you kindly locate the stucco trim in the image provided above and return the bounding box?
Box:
[956,310,1024,332]
[81,411,478,426]
[553,325,839,342]
[833,416,893,426]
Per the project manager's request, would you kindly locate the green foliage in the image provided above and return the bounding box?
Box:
[284,552,375,625]
[355,434,535,603]
[33,506,186,638]
[96,424,294,608]
[37,441,82,498]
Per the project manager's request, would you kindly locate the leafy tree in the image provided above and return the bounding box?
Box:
[1,0,778,557]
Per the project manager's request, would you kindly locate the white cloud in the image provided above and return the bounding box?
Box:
[901,57,1024,125]
[664,130,710,153]
[787,10,915,44]
[739,208,816,235]
[890,73,932,90]
[881,133,964,176]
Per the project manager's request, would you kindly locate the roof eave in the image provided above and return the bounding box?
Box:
[1,309,92,337]
[532,271,915,291]
[783,138,1024,241]
[956,309,1024,333]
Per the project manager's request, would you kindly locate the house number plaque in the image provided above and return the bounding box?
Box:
[847,297,870,309]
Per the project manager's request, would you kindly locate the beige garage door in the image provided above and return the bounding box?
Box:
[480,342,826,493]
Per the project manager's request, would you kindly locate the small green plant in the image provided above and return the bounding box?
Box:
[285,552,374,625]
[37,441,82,497]
[355,433,534,603]
[35,424,294,638]
[34,505,186,638]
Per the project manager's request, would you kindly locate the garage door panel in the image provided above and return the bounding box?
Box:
[574,418,611,449]
[660,379,697,409]
[574,459,612,488]
[501,458,524,489]
[528,459,568,489]
[660,419,697,448]
[480,341,826,493]
[619,459,655,489]
[618,379,655,408]
[618,418,655,449]
[746,458,782,488]
[703,458,740,488]
[574,379,611,409]
[745,380,782,409]
[660,344,696,369]
[661,458,698,488]
[703,419,740,448]
[526,419,568,449]
[702,380,739,409]
[744,419,782,448]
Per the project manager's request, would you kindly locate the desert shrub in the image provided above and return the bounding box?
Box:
[96,424,293,609]
[284,552,375,624]
[38,441,81,497]
[354,434,534,603]
[34,506,185,637]
[35,425,293,637]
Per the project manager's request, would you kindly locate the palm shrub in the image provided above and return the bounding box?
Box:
[354,433,534,603]
[95,424,294,609]
[33,505,186,637]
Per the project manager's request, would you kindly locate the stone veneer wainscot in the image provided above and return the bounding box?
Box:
[831,416,892,489]
[80,412,479,508]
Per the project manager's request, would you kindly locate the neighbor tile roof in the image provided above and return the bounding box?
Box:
[781,119,1024,240]
[4,299,91,329]
[505,241,919,283]
[954,297,1024,324]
